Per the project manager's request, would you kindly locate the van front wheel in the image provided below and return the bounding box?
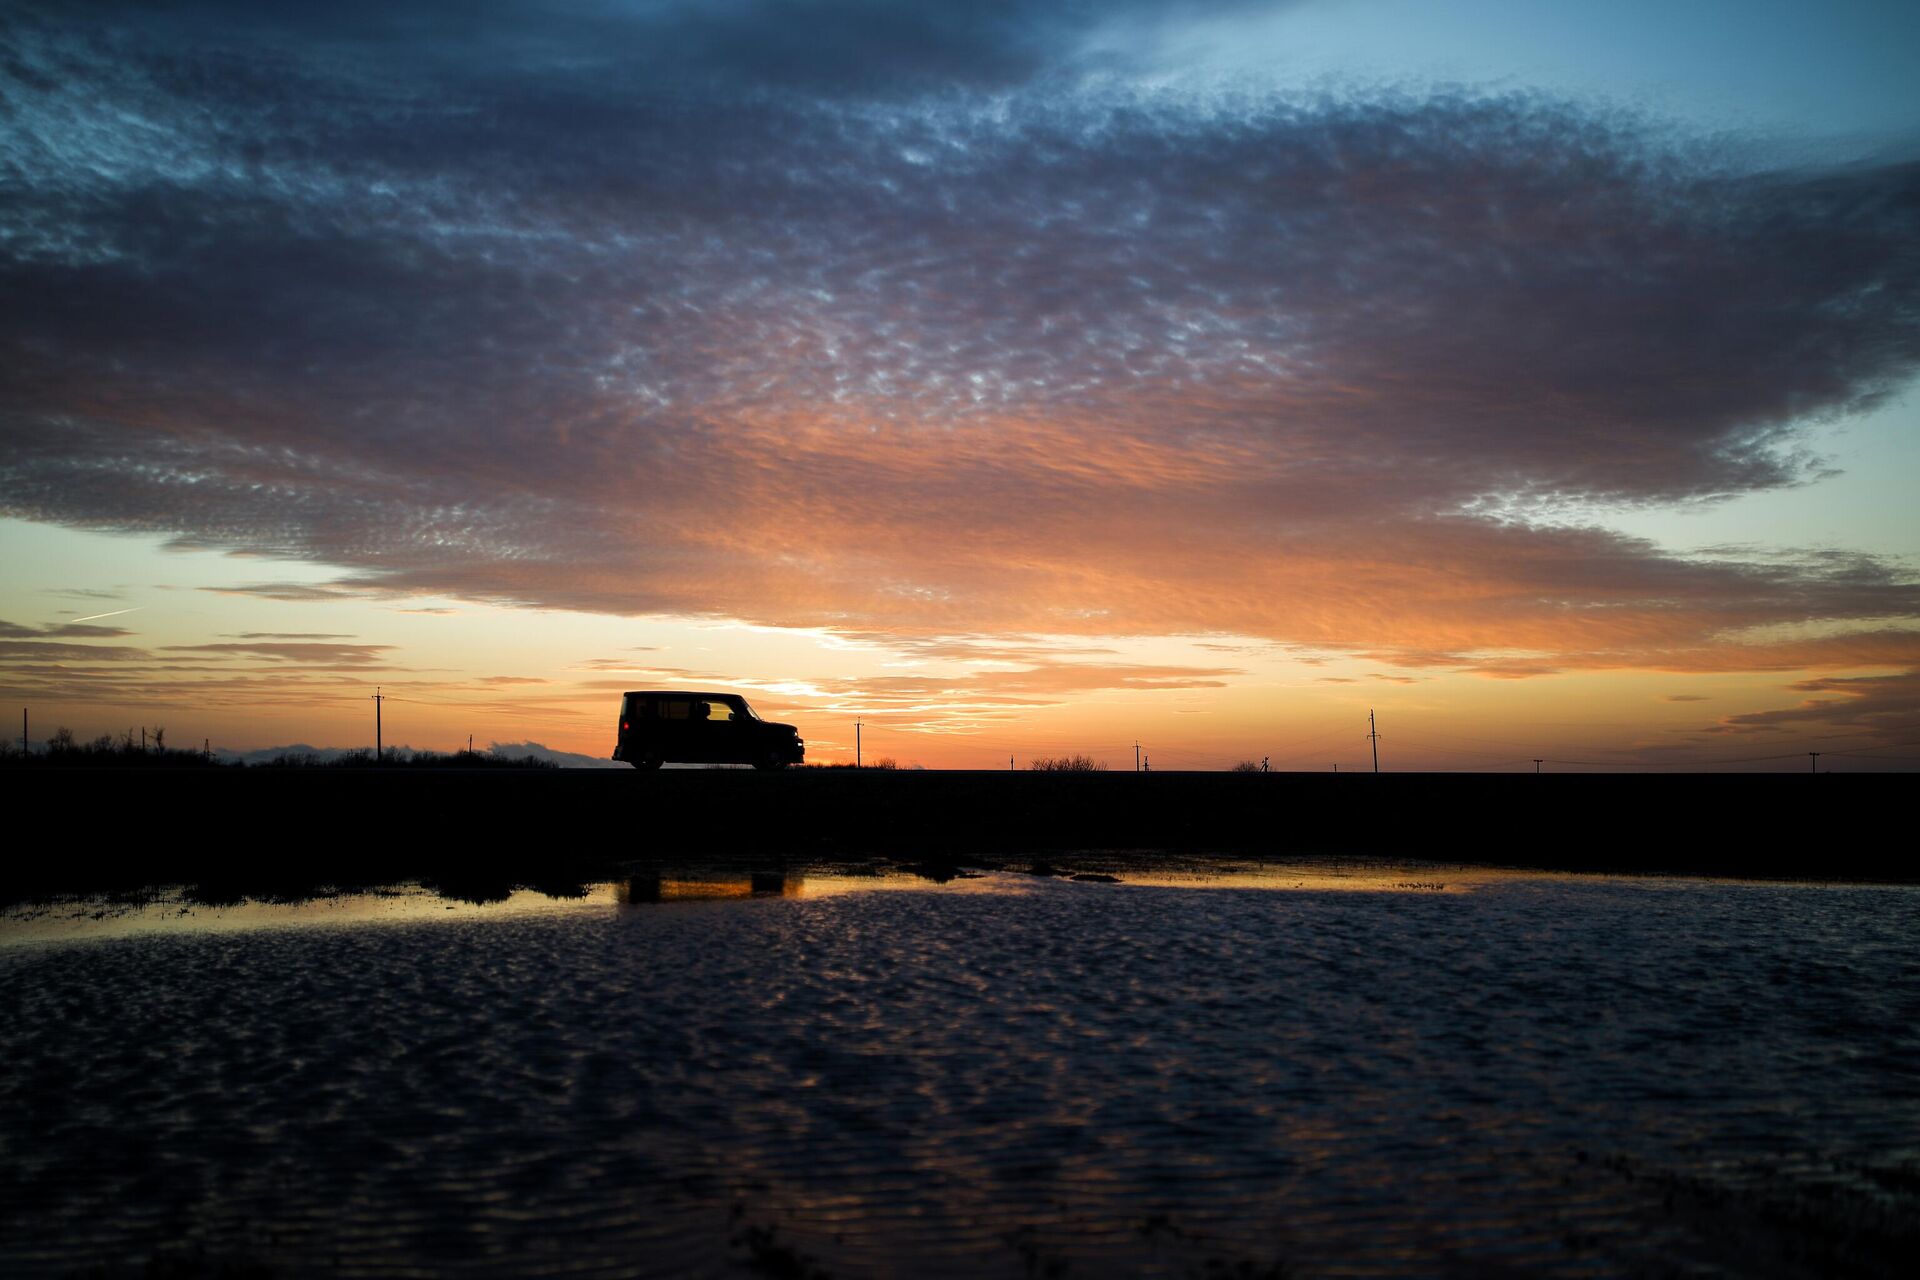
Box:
[754,754,788,771]
[631,752,664,771]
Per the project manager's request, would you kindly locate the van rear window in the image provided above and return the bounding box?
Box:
[624,696,690,720]
[623,696,726,721]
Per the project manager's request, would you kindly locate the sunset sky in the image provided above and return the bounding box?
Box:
[3,0,1917,769]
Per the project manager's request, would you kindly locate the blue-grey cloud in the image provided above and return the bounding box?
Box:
[0,619,135,639]
[1716,669,1920,741]
[2,1,1918,669]
[162,641,394,664]
[15,0,1242,102]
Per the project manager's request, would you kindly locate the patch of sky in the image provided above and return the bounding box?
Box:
[1602,397,1920,563]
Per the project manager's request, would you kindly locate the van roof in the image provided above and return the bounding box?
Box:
[621,690,746,699]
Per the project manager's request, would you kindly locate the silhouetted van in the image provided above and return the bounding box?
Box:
[613,691,804,770]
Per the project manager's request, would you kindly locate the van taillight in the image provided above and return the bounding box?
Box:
[621,720,630,730]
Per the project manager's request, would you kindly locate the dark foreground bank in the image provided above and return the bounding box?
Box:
[4,768,1909,898]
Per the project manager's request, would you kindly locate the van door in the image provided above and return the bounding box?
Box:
[650,697,694,761]
[690,696,746,763]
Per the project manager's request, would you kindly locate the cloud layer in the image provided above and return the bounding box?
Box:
[3,1,1918,679]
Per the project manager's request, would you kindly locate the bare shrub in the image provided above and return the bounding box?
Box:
[1029,754,1106,772]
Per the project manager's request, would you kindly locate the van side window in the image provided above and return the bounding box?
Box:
[652,700,691,720]
[699,699,735,722]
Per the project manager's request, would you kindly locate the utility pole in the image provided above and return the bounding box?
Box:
[204,738,210,762]
[1533,758,1543,774]
[855,721,862,768]
[1367,709,1380,774]
[1143,754,1150,773]
[1809,751,1820,774]
[372,687,385,763]
[1134,740,1141,773]
[1009,754,1014,772]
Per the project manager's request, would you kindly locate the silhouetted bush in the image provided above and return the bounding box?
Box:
[1030,754,1106,772]
[474,751,560,770]
[1230,760,1265,772]
[257,750,342,769]
[257,747,558,769]
[11,724,228,768]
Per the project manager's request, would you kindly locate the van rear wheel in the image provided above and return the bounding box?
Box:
[631,752,663,771]
[753,754,788,771]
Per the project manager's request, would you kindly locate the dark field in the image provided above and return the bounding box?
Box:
[3,768,1911,901]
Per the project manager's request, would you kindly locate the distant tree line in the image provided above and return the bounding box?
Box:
[0,724,220,769]
[1,727,556,770]
[253,748,558,770]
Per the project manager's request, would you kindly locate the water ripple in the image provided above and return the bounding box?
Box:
[2,871,1916,1276]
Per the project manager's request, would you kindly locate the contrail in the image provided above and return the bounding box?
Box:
[69,606,141,624]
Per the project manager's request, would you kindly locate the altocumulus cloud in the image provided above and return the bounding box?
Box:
[3,0,1919,675]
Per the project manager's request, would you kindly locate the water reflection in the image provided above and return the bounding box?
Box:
[619,870,800,903]
[0,882,605,947]
[2,864,1915,1277]
[0,857,1677,948]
